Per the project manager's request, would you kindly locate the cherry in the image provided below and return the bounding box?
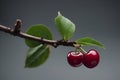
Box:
[67,51,83,67]
[82,49,100,68]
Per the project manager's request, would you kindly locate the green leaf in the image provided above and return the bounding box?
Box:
[25,24,52,48]
[25,44,50,68]
[55,12,75,40]
[75,37,105,48]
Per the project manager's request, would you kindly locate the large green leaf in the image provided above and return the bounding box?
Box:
[55,12,75,40]
[76,37,105,48]
[25,24,52,48]
[25,44,50,68]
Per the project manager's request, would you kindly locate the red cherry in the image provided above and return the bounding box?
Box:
[67,51,83,67]
[83,49,100,68]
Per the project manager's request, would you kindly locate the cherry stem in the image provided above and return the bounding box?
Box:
[79,47,87,54]
[74,48,79,55]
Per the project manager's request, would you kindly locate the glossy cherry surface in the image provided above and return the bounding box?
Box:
[83,49,100,68]
[67,51,83,67]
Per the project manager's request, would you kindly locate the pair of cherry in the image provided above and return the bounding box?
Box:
[67,49,99,68]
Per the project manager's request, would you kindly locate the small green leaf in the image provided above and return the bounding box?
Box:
[25,24,52,48]
[25,44,50,68]
[55,12,75,40]
[76,37,105,48]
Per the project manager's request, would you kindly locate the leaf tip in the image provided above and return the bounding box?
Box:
[24,65,28,68]
[102,45,106,49]
[58,11,61,16]
[24,63,30,68]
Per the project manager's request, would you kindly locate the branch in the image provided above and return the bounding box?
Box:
[0,19,76,48]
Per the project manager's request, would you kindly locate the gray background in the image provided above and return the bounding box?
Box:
[0,0,120,80]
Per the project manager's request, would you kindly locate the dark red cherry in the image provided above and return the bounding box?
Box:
[83,49,100,68]
[67,51,83,67]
